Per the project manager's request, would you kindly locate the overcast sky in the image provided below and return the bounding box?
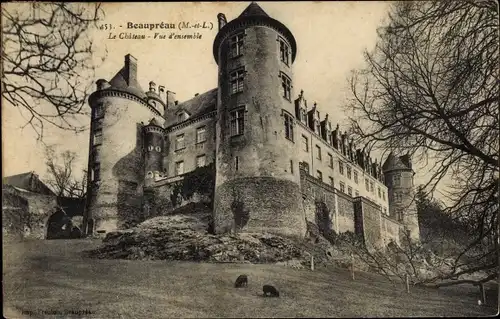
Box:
[5,2,450,193]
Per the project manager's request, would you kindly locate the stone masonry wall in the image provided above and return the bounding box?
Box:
[213,177,306,237]
[354,197,383,249]
[337,192,355,233]
[300,170,336,233]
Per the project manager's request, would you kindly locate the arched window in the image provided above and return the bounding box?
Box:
[148,145,153,151]
[146,171,153,178]
[155,146,161,152]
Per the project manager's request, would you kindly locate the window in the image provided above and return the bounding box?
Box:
[92,146,101,163]
[230,108,245,136]
[196,126,206,143]
[196,155,206,168]
[301,109,307,123]
[279,37,290,65]
[230,32,244,57]
[234,156,239,171]
[94,103,104,118]
[393,175,401,187]
[382,191,386,201]
[280,72,292,101]
[346,166,352,179]
[348,187,352,196]
[301,161,310,174]
[177,113,184,123]
[354,171,359,184]
[365,178,369,191]
[328,153,333,168]
[230,69,245,94]
[340,182,345,193]
[370,181,374,193]
[301,135,309,152]
[175,161,184,175]
[378,187,381,198]
[175,134,185,150]
[148,145,154,151]
[155,146,161,152]
[284,112,294,142]
[315,145,321,160]
[394,193,402,202]
[329,176,334,186]
[93,129,102,146]
[355,190,359,197]
[91,163,100,182]
[146,171,153,178]
[290,160,294,174]
[339,161,344,175]
[316,170,323,181]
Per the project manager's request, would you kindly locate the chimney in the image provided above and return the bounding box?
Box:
[124,54,138,85]
[166,90,176,109]
[158,85,166,101]
[149,81,156,92]
[217,13,227,30]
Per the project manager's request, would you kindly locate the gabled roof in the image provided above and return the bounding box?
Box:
[382,152,412,172]
[2,172,56,196]
[239,2,270,18]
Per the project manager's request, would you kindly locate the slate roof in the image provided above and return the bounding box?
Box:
[108,67,147,99]
[239,2,270,18]
[382,153,412,172]
[2,172,56,196]
[165,88,217,127]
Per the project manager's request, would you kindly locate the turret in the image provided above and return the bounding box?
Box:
[212,2,305,236]
[84,54,164,235]
[144,118,165,186]
[382,152,420,242]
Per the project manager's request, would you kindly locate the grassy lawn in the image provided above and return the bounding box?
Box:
[3,239,498,318]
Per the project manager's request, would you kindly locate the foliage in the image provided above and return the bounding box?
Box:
[231,199,249,231]
[44,145,87,198]
[346,0,498,284]
[2,2,106,140]
[170,163,215,208]
[314,200,332,236]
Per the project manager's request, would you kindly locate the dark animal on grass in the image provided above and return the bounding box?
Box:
[263,285,280,297]
[234,274,248,288]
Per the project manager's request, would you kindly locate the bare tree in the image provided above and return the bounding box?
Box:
[1,2,106,140]
[44,146,87,198]
[346,0,498,285]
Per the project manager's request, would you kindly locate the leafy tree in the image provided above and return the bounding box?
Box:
[2,2,106,140]
[346,0,498,285]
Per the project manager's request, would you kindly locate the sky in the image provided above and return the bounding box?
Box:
[2,1,446,194]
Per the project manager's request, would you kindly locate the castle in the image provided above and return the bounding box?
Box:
[83,2,420,247]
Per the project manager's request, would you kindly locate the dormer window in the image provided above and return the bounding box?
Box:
[177,111,189,123]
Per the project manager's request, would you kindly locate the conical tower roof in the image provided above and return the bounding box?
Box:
[213,2,297,64]
[382,152,412,172]
[238,2,270,18]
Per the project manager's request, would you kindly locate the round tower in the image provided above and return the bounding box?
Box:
[84,54,164,235]
[143,117,165,185]
[212,3,305,236]
[382,153,420,242]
